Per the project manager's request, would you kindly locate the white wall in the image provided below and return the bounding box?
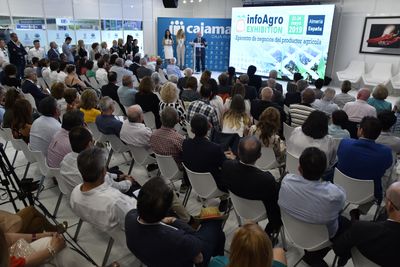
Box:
[331,0,400,85]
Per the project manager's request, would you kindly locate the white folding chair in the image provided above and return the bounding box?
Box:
[333,168,380,220]
[88,76,101,90]
[283,122,294,141]
[86,122,104,143]
[23,93,37,110]
[143,112,156,129]
[37,77,49,91]
[285,151,300,176]
[155,153,182,187]
[0,127,13,151]
[79,75,90,85]
[280,209,336,267]
[362,62,392,87]
[6,129,23,167]
[101,134,131,167]
[390,72,400,91]
[182,164,226,207]
[229,191,267,226]
[351,247,380,267]
[255,147,279,171]
[112,101,124,116]
[11,138,37,179]
[127,145,157,177]
[336,60,365,84]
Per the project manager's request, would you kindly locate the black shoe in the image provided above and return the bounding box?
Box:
[146,163,158,172]
[350,209,360,222]
[218,199,229,212]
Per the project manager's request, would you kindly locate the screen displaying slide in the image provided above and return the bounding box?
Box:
[230,5,335,81]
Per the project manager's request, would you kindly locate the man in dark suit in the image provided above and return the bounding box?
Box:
[269,70,283,93]
[182,114,235,192]
[221,136,282,236]
[101,71,126,115]
[47,41,60,62]
[7,33,27,79]
[193,32,207,73]
[251,87,286,123]
[136,57,153,79]
[247,65,262,93]
[238,74,257,101]
[21,67,47,108]
[333,181,400,266]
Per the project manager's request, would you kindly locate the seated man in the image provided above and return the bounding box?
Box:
[333,181,400,267]
[337,116,392,220]
[30,96,61,156]
[251,87,286,123]
[95,96,123,137]
[166,57,182,78]
[70,146,136,232]
[343,88,377,123]
[182,114,235,192]
[311,88,339,117]
[289,88,316,127]
[117,75,137,108]
[125,177,225,267]
[47,110,85,168]
[61,126,134,196]
[21,67,47,108]
[376,110,400,154]
[221,136,281,236]
[279,147,347,267]
[120,105,152,151]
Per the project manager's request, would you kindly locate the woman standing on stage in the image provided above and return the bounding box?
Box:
[163,29,174,61]
[176,29,185,70]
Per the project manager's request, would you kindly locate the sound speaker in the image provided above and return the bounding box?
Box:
[163,0,178,8]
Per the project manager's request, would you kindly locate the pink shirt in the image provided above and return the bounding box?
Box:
[47,128,72,168]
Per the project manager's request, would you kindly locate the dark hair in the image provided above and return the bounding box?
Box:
[231,83,245,97]
[85,60,94,70]
[49,61,60,71]
[50,82,65,99]
[299,147,327,181]
[302,110,328,139]
[164,29,172,40]
[190,114,208,137]
[94,53,102,60]
[64,88,78,104]
[238,136,262,164]
[331,110,349,129]
[247,65,257,76]
[108,71,117,83]
[360,116,382,140]
[109,54,118,65]
[38,58,47,68]
[186,77,198,90]
[341,80,352,93]
[69,126,93,153]
[12,99,32,130]
[91,42,99,50]
[218,73,229,87]
[62,110,84,131]
[293,72,303,82]
[228,66,236,76]
[138,76,154,94]
[66,64,76,74]
[97,59,105,69]
[33,39,40,44]
[208,78,219,98]
[5,89,22,109]
[137,177,174,223]
[65,37,72,42]
[31,57,39,65]
[133,56,140,64]
[200,83,212,98]
[378,111,396,131]
[77,147,107,183]
[4,64,17,76]
[38,96,58,117]
[314,78,324,89]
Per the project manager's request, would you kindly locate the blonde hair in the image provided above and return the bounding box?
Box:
[176,29,185,39]
[256,107,280,146]
[80,89,98,110]
[223,95,250,130]
[372,84,389,100]
[160,82,178,103]
[229,222,273,267]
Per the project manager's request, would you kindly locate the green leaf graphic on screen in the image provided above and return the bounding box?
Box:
[317,56,326,78]
[288,15,304,35]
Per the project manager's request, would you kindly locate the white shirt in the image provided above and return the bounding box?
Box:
[210,95,224,122]
[30,116,61,156]
[28,47,45,61]
[60,152,132,196]
[120,121,152,149]
[57,72,67,83]
[287,127,337,168]
[49,70,59,85]
[0,48,9,71]
[42,67,50,82]
[312,99,339,116]
[70,182,136,232]
[96,68,108,87]
[343,99,377,123]
[109,65,134,86]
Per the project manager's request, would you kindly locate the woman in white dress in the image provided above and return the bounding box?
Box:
[176,29,185,69]
[163,29,174,61]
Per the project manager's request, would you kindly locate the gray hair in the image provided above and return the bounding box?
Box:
[269,70,278,79]
[77,147,107,183]
[151,72,161,85]
[115,57,124,67]
[297,79,309,92]
[98,96,114,112]
[140,57,147,65]
[170,57,176,64]
[160,106,178,128]
[322,88,336,102]
[168,74,178,84]
[183,68,193,77]
[267,78,276,90]
[239,74,249,84]
[24,67,36,79]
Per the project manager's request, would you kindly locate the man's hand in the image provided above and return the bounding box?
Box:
[120,174,135,183]
[224,151,236,160]
[161,217,177,224]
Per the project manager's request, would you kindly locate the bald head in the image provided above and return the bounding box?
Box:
[127,104,143,123]
[357,88,371,101]
[238,136,261,164]
[261,87,273,101]
[387,182,400,215]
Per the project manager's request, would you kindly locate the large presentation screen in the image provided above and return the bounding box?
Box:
[230,5,335,81]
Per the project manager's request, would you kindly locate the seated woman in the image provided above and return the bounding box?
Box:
[1,64,21,88]
[3,89,23,128]
[368,84,392,114]
[248,107,285,164]
[11,99,32,143]
[85,60,96,78]
[79,89,100,123]
[224,83,251,116]
[209,222,287,267]
[50,82,67,115]
[209,79,225,121]
[135,76,161,128]
[222,95,251,137]
[328,110,351,139]
[64,88,80,112]
[64,64,86,92]
[180,76,200,102]
[159,82,187,130]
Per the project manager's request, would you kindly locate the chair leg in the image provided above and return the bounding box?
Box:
[182,186,192,207]
[373,203,382,221]
[293,256,303,267]
[53,193,63,218]
[11,150,18,166]
[128,158,135,175]
[106,148,114,168]
[73,219,83,241]
[331,255,338,267]
[36,175,45,198]
[122,153,129,165]
[102,237,114,267]
[4,141,8,150]
[233,208,242,226]
[22,162,30,179]
[280,227,288,251]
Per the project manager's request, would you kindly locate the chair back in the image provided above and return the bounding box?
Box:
[28,145,59,178]
[79,75,90,84]
[102,134,130,153]
[23,93,37,110]
[86,122,102,142]
[0,128,13,142]
[155,153,180,181]
[229,191,267,223]
[112,101,124,116]
[285,151,300,176]
[333,168,374,205]
[12,138,36,163]
[280,209,330,251]
[37,77,49,90]
[255,147,278,170]
[128,145,154,166]
[88,77,101,90]
[183,164,224,199]
[283,122,294,141]
[351,247,380,267]
[370,63,392,80]
[347,60,365,75]
[143,112,156,129]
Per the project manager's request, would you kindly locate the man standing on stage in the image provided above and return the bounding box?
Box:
[7,33,27,79]
[193,32,207,73]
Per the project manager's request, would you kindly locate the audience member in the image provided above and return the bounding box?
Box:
[289,88,316,127]
[95,96,123,136]
[247,65,262,92]
[50,82,67,115]
[117,75,137,107]
[120,105,152,150]
[47,41,60,62]
[328,110,351,139]
[208,78,225,121]
[313,78,324,99]
[266,78,284,107]
[200,70,211,86]
[311,87,339,116]
[224,83,251,115]
[343,88,377,123]
[8,33,27,79]
[368,84,392,114]
[217,72,231,96]
[85,60,95,78]
[333,80,355,109]
[227,66,237,86]
[286,72,302,95]
[110,58,133,86]
[95,59,108,87]
[64,64,86,91]
[100,41,109,56]
[151,72,163,93]
[181,76,200,102]
[101,71,124,112]
[251,87,286,123]
[159,82,187,129]
[238,74,257,100]
[64,88,80,111]
[89,43,99,60]
[136,57,153,79]
[0,87,5,125]
[28,40,45,61]
[135,76,161,128]
[279,147,347,267]
[376,111,400,153]
[222,136,282,236]
[79,89,100,123]
[337,116,392,220]
[11,99,32,143]
[125,177,225,267]
[166,57,182,78]
[269,70,283,93]
[21,67,47,108]
[1,64,21,88]
[30,96,61,155]
[222,94,250,137]
[3,89,23,128]
[49,60,60,84]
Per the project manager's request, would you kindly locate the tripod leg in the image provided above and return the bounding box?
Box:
[74,219,83,241]
[106,149,113,168]
[53,192,63,218]
[4,141,7,150]
[12,150,18,166]
[22,162,30,180]
[36,175,45,198]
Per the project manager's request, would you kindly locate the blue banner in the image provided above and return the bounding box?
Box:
[157,17,231,72]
